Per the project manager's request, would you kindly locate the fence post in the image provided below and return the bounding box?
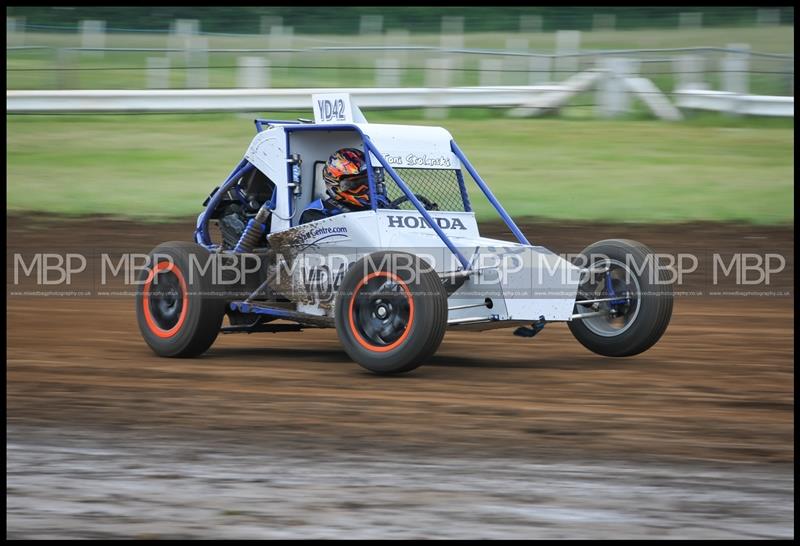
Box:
[382,29,409,88]
[260,16,282,35]
[56,49,78,89]
[722,43,750,96]
[555,30,580,77]
[384,28,410,62]
[479,58,503,87]
[269,25,294,82]
[185,35,208,88]
[592,14,616,31]
[375,58,401,88]
[674,54,706,91]
[678,12,703,29]
[237,57,270,88]
[505,37,528,85]
[441,16,464,75]
[519,14,543,33]
[146,57,171,89]
[359,14,383,35]
[171,19,199,65]
[528,55,552,84]
[756,9,780,26]
[441,16,464,49]
[596,57,634,118]
[80,19,105,58]
[7,16,25,47]
[425,57,452,119]
[358,16,382,79]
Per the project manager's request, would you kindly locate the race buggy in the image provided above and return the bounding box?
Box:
[136,94,672,374]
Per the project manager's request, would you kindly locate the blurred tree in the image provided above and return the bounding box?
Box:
[5,6,793,34]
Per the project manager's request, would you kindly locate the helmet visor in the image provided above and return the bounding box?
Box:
[339,172,369,192]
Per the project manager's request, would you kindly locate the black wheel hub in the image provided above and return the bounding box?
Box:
[148,270,184,330]
[353,278,411,347]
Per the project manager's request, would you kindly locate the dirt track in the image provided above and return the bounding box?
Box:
[6,216,795,538]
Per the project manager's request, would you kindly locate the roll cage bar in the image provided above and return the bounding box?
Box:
[195,119,531,272]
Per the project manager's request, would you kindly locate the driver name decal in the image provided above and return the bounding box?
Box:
[384,154,452,168]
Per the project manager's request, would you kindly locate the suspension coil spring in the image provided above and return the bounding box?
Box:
[234,206,270,253]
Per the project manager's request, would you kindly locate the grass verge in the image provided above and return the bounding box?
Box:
[6,111,794,224]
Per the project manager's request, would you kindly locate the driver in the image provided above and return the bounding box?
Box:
[300,147,389,224]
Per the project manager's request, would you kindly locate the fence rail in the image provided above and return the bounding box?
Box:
[6,85,572,113]
[6,44,795,60]
[7,83,794,118]
[674,89,794,117]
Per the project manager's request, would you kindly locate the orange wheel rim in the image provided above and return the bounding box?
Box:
[142,261,189,338]
[348,271,414,352]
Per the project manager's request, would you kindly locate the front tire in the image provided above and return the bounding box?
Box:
[136,241,227,357]
[335,251,448,374]
[568,239,672,357]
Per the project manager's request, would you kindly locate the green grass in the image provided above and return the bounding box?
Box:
[6,112,794,224]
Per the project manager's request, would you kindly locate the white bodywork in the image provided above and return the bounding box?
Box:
[242,101,580,329]
[263,208,581,327]
[244,123,462,231]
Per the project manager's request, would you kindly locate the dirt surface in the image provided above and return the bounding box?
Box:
[7,425,793,540]
[6,215,795,538]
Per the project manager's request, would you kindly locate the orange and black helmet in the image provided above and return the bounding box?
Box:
[323,148,370,207]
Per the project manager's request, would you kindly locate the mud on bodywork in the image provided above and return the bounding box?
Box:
[266,224,352,311]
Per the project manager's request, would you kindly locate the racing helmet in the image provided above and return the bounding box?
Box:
[322,148,370,207]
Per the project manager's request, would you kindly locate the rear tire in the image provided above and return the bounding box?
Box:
[335,251,448,374]
[568,239,672,357]
[136,241,227,357]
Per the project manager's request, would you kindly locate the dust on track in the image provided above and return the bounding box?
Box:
[7,214,793,463]
[6,215,795,538]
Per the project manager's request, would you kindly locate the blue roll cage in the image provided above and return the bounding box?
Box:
[195,119,531,272]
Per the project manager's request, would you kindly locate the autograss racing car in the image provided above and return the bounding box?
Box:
[136,94,672,374]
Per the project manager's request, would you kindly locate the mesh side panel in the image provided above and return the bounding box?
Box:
[381,168,467,212]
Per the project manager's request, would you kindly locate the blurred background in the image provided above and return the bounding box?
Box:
[6,6,794,224]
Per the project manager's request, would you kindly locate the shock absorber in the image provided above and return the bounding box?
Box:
[235,153,300,253]
[234,204,271,253]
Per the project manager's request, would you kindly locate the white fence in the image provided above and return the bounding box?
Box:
[8,75,793,119]
[6,85,576,113]
[7,18,794,119]
[674,89,794,117]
